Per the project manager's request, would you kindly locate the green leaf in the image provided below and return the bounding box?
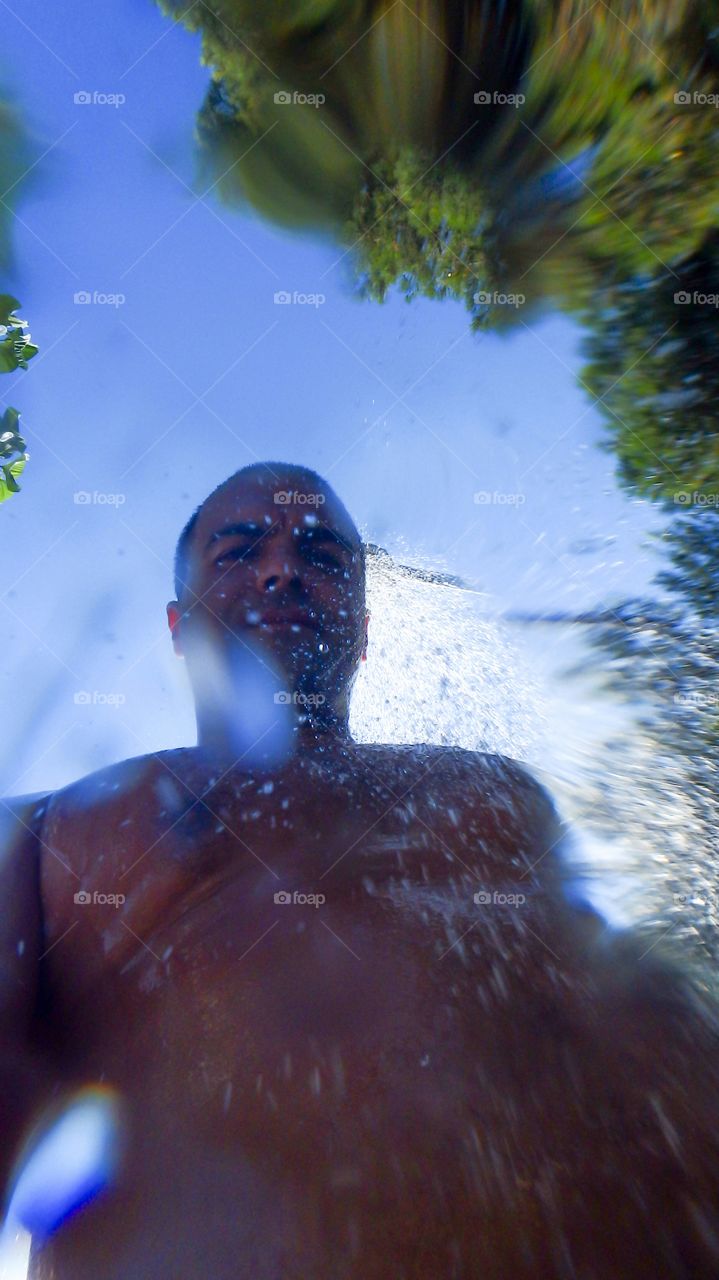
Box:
[0,437,26,460]
[0,294,21,326]
[1,406,19,434]
[0,455,26,502]
[0,327,36,373]
[0,340,19,373]
[0,407,26,459]
[2,463,20,491]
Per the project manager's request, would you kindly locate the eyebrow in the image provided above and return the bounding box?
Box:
[301,524,356,554]
[205,521,359,556]
[205,522,265,551]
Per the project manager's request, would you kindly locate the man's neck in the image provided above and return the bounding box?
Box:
[195,706,354,765]
[295,711,354,752]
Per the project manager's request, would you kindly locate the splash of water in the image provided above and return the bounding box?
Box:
[350,550,719,968]
[351,544,545,759]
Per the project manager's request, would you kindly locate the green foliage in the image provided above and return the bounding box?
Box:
[345,149,493,325]
[0,296,37,503]
[159,0,531,250]
[0,296,36,502]
[0,294,38,372]
[580,233,719,504]
[505,0,719,297]
[158,0,719,500]
[573,509,719,968]
[595,514,719,797]
[0,94,31,272]
[654,509,719,624]
[0,90,38,503]
[0,402,28,503]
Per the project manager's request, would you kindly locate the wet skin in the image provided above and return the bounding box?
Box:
[16,740,719,1280]
[6,467,719,1277]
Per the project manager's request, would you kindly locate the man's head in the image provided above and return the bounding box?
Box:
[167,463,369,728]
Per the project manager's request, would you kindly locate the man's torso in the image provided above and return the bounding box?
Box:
[27,743,719,1279]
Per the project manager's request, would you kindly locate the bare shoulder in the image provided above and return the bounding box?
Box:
[34,751,198,914]
[41,750,188,824]
[0,789,55,834]
[357,739,548,782]
[355,742,559,824]
[354,742,567,881]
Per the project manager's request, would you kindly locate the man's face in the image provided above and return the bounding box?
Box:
[167,472,368,704]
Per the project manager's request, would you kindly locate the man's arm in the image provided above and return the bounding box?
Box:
[0,791,58,1205]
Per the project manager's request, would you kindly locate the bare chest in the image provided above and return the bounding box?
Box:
[41,750,446,918]
[38,751,487,1135]
[39,750,486,1004]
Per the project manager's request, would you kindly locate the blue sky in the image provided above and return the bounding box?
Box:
[0,0,667,795]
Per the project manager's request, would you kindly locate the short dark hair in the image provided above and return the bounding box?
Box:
[173,461,365,600]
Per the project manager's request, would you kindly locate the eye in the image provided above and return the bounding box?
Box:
[300,533,342,569]
[306,546,341,569]
[214,546,251,567]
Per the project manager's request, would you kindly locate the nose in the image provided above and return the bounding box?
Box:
[258,546,303,595]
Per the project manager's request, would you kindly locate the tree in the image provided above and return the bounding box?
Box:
[571,509,719,972]
[157,0,717,296]
[0,92,38,502]
[157,0,719,483]
[580,232,719,505]
[0,296,36,501]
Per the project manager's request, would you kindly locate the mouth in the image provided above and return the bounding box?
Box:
[257,611,320,631]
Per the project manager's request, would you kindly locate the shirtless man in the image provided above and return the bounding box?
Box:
[2,461,719,1279]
